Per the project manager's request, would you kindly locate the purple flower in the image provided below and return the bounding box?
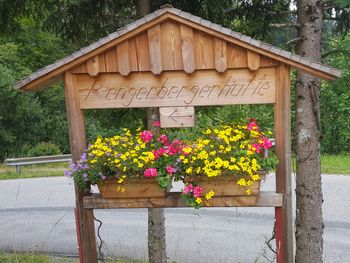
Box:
[64,170,72,177]
[83,173,89,182]
[106,152,111,156]
[80,152,87,162]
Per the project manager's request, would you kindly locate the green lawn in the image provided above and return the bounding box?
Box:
[0,163,68,180]
[321,155,350,174]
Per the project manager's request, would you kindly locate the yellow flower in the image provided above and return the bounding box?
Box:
[205,191,215,200]
[186,167,193,174]
[195,198,202,204]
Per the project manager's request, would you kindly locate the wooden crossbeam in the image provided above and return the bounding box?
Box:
[83,191,283,209]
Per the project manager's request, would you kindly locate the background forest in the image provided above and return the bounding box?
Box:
[0,0,349,160]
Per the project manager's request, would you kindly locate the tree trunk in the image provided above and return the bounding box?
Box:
[295,0,324,262]
[146,107,167,263]
[137,1,167,263]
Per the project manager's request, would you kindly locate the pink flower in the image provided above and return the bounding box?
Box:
[144,168,158,177]
[166,165,174,174]
[141,130,153,143]
[247,119,259,131]
[158,134,170,146]
[152,150,159,160]
[183,184,193,194]
[262,136,273,149]
[153,121,161,127]
[193,186,203,198]
[251,143,261,153]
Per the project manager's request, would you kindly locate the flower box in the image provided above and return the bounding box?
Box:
[98,178,165,198]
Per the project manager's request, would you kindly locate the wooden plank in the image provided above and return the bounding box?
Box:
[135,32,150,71]
[104,47,118,72]
[86,55,99,76]
[77,67,276,109]
[247,50,261,71]
[128,38,138,71]
[227,43,248,68]
[83,191,283,209]
[71,63,87,74]
[160,21,183,70]
[193,31,214,69]
[180,25,195,73]
[261,55,279,67]
[117,41,130,76]
[159,106,195,127]
[98,54,106,73]
[274,64,293,263]
[214,38,227,72]
[147,24,162,74]
[64,72,97,263]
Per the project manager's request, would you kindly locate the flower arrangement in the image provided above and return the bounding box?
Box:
[66,119,277,208]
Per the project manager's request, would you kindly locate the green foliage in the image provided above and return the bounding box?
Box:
[321,34,350,154]
[25,142,61,157]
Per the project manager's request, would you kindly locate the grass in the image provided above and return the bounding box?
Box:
[321,154,350,174]
[0,163,68,180]
[0,252,148,263]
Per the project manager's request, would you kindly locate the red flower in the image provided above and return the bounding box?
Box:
[166,165,174,174]
[141,130,153,143]
[144,168,158,177]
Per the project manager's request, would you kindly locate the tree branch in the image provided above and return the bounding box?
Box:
[269,23,300,28]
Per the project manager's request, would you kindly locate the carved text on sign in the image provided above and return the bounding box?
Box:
[77,68,275,109]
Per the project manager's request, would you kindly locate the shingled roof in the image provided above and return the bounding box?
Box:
[15,5,341,91]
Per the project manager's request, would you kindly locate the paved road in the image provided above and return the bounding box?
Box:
[0,174,349,262]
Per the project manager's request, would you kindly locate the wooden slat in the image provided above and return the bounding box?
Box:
[83,191,283,209]
[117,41,130,76]
[98,54,106,73]
[135,32,150,71]
[227,43,248,68]
[160,21,183,70]
[247,50,260,71]
[77,68,276,109]
[104,47,118,72]
[180,25,195,73]
[86,55,99,76]
[128,38,138,71]
[71,63,88,74]
[64,72,97,263]
[194,31,214,69]
[147,24,162,74]
[214,38,227,72]
[261,55,278,67]
[274,64,293,263]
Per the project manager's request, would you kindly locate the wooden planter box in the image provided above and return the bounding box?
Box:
[98,178,165,198]
[185,172,265,205]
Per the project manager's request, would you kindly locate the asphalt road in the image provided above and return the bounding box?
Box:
[0,174,349,263]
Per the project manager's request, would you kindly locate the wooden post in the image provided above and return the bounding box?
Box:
[64,71,98,263]
[274,64,293,263]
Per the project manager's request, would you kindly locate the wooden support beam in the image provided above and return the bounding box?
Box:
[83,191,283,209]
[274,64,293,263]
[64,71,98,263]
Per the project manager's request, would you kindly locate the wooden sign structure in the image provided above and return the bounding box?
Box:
[15,6,341,263]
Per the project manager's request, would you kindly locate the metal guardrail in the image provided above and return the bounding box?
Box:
[6,154,72,174]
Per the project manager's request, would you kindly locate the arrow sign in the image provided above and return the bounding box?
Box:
[159,107,195,128]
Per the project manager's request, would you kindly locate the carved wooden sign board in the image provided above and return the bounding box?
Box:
[78,68,276,109]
